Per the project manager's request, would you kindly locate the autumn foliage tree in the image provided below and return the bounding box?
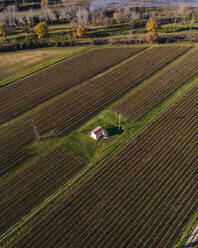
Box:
[146,18,161,32]
[77,25,86,37]
[0,23,7,38]
[145,31,159,44]
[34,21,48,39]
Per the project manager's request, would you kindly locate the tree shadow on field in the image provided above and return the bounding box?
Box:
[106,125,123,137]
[183,241,197,247]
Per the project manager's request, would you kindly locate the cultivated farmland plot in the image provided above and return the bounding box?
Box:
[0,148,85,235]
[9,84,198,248]
[0,46,188,177]
[0,48,143,123]
[113,48,198,121]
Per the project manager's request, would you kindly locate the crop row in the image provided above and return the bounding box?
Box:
[0,46,188,177]
[9,84,198,248]
[113,47,198,121]
[0,48,143,123]
[40,46,189,136]
[0,147,85,235]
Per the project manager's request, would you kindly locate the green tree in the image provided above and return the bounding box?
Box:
[146,18,161,32]
[34,21,48,40]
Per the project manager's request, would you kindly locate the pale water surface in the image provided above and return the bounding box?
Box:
[90,0,198,10]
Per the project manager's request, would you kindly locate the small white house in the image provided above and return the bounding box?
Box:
[91,126,108,140]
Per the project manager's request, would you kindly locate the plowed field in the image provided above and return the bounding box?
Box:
[113,48,198,121]
[9,84,198,248]
[0,46,188,177]
[0,48,143,123]
[0,147,85,235]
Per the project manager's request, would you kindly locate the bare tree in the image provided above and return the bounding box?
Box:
[76,7,89,25]
[177,3,190,25]
[113,9,125,24]
[0,5,17,26]
[172,7,179,31]
[61,0,80,20]
[189,14,195,31]
[91,11,100,25]
[41,6,55,22]
[32,119,41,142]
[63,0,90,14]
[130,10,141,29]
[90,9,111,26]
[123,7,131,23]
[51,4,62,22]
[188,13,195,42]
[27,9,40,26]
[98,10,105,26]
[60,5,73,20]
[21,15,29,32]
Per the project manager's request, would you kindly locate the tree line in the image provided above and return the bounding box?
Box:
[0,0,197,44]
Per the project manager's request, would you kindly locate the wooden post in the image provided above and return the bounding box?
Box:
[32,119,41,142]
[118,112,121,131]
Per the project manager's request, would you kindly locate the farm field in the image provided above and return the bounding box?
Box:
[1,45,198,248]
[8,83,198,248]
[0,46,189,178]
[0,47,143,123]
[0,47,87,83]
[113,47,198,121]
[0,147,85,235]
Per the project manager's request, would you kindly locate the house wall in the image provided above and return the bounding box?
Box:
[91,132,97,140]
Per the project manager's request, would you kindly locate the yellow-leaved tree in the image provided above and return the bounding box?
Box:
[146,18,161,32]
[77,26,86,38]
[34,22,48,40]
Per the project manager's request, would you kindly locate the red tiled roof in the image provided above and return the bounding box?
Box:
[91,126,107,137]
[92,126,102,133]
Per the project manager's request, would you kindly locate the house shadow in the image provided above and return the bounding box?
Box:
[106,126,123,137]
[183,241,197,248]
